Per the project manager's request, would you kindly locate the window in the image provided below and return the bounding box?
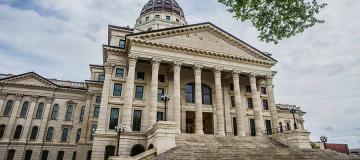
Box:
[72,152,77,160]
[113,83,122,96]
[95,96,102,104]
[76,128,81,143]
[0,124,5,139]
[233,117,237,136]
[202,85,212,105]
[86,150,92,160]
[145,16,149,22]
[132,110,142,131]
[262,99,269,110]
[24,150,32,160]
[65,105,73,121]
[265,120,272,135]
[98,74,105,82]
[247,98,253,109]
[166,16,170,21]
[230,83,234,91]
[20,101,29,118]
[13,125,22,139]
[261,87,267,94]
[35,103,44,119]
[57,151,65,160]
[7,149,15,160]
[231,96,235,108]
[119,40,126,49]
[94,106,100,118]
[51,104,59,120]
[185,83,194,103]
[135,86,144,99]
[3,100,13,116]
[61,128,69,142]
[157,88,165,101]
[115,68,124,78]
[176,19,179,22]
[246,85,251,93]
[46,127,54,141]
[90,124,97,140]
[157,112,164,121]
[79,106,85,122]
[158,74,165,83]
[109,108,119,129]
[41,150,49,160]
[30,126,38,140]
[155,15,160,19]
[137,72,145,80]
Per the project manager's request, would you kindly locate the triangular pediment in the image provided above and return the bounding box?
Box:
[128,23,277,62]
[0,72,58,88]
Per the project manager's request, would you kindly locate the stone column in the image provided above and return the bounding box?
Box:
[122,55,138,131]
[79,92,93,143]
[214,66,225,135]
[0,93,7,116]
[20,96,38,141]
[194,64,204,134]
[4,94,23,140]
[149,58,161,129]
[37,97,53,142]
[173,60,182,133]
[266,74,279,133]
[96,63,114,133]
[233,69,246,136]
[249,72,264,136]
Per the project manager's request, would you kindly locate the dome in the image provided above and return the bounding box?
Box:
[140,0,185,18]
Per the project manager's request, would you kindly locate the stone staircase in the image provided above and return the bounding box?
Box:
[154,134,359,160]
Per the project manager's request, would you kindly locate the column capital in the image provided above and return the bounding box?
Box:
[45,97,54,104]
[15,93,23,101]
[0,92,7,100]
[249,72,258,79]
[214,66,222,79]
[173,60,182,73]
[31,95,39,101]
[152,57,162,70]
[265,74,273,85]
[128,55,138,66]
[194,63,203,70]
[173,60,183,66]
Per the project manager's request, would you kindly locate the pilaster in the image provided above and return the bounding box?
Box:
[194,63,204,134]
[79,92,93,143]
[173,60,182,133]
[214,66,225,135]
[149,58,161,129]
[4,94,23,141]
[37,97,53,142]
[0,92,7,115]
[20,96,38,141]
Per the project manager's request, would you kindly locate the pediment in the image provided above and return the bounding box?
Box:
[0,72,57,88]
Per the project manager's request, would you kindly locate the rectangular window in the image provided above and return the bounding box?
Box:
[109,108,119,129]
[231,96,235,108]
[233,117,237,136]
[90,124,97,140]
[132,110,142,131]
[135,86,144,99]
[24,150,32,160]
[265,120,272,135]
[95,96,101,104]
[155,15,160,19]
[94,106,100,118]
[113,83,122,96]
[247,98,253,109]
[119,40,125,49]
[262,99,269,110]
[246,85,251,93]
[57,151,64,160]
[98,74,105,82]
[261,87,267,94]
[157,112,164,121]
[41,150,49,160]
[157,88,165,102]
[158,74,165,83]
[115,68,124,78]
[166,16,170,21]
[250,119,256,136]
[137,72,145,80]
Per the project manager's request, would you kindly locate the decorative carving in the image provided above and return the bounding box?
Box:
[46,97,54,104]
[214,66,222,79]
[249,72,257,79]
[151,57,161,70]
[0,92,7,100]
[128,54,138,66]
[173,60,182,73]
[266,73,273,85]
[193,63,203,76]
[15,93,23,100]
[105,63,115,73]
[232,69,241,80]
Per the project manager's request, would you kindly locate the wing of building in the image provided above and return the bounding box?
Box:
[0,0,325,160]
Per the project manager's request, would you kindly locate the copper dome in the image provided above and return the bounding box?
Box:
[140,0,185,18]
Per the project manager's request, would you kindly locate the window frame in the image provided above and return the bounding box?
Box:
[135,86,144,100]
[109,108,120,130]
[79,106,85,122]
[261,87,267,95]
[13,125,22,140]
[119,40,126,49]
[65,105,74,121]
[93,105,100,118]
[95,96,102,104]
[29,126,39,141]
[158,74,165,83]
[132,110,142,131]
[20,101,29,118]
[113,83,122,97]
[115,68,125,78]
[246,85,252,93]
[45,127,54,142]
[247,98,253,109]
[136,71,145,80]
[262,99,269,110]
[157,88,165,102]
[61,128,69,142]
[3,100,13,117]
[0,124,5,139]
[230,96,235,108]
[51,104,59,120]
[76,128,81,143]
[166,15,171,21]
[35,102,45,119]
[202,85,212,105]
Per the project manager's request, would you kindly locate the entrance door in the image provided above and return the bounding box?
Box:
[203,112,213,134]
[250,119,256,136]
[233,117,237,136]
[265,120,272,135]
[186,111,195,133]
[104,145,116,160]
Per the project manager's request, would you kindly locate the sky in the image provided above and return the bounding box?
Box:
[0,0,359,148]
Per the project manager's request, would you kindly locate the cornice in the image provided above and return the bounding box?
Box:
[0,82,88,94]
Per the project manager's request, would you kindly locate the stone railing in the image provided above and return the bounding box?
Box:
[273,129,312,149]
[146,121,176,154]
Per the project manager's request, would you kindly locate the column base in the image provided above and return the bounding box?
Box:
[175,128,182,133]
[217,132,226,136]
[195,130,204,134]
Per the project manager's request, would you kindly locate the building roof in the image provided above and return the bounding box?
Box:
[140,0,185,18]
[276,104,305,113]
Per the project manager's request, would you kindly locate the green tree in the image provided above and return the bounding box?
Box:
[218,0,327,44]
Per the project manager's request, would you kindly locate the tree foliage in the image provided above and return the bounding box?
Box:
[218,0,327,44]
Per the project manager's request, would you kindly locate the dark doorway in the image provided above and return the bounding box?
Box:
[104,145,116,160]
[7,149,15,160]
[233,117,237,136]
[132,110,142,131]
[265,120,272,135]
[130,144,145,157]
[24,150,32,160]
[203,112,213,134]
[250,119,256,136]
[185,111,195,133]
[148,144,154,150]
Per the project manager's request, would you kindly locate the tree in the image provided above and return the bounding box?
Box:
[218,0,327,44]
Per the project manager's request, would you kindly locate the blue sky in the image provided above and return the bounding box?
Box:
[0,0,359,148]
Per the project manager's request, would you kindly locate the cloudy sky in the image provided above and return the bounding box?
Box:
[0,0,359,147]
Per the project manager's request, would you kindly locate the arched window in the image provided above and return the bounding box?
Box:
[46,127,54,141]
[3,100,13,116]
[20,101,29,118]
[13,125,22,139]
[65,105,73,121]
[0,124,5,139]
[30,126,38,140]
[130,144,145,157]
[76,128,81,143]
[51,104,59,120]
[185,83,194,103]
[79,106,85,122]
[202,85,212,105]
[35,103,44,119]
[61,128,69,142]
[104,145,116,160]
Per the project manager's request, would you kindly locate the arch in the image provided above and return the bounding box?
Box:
[130,144,145,157]
[202,85,212,105]
[65,105,74,121]
[46,127,54,141]
[51,104,59,120]
[30,126,39,140]
[3,100,13,116]
[104,145,116,160]
[0,124,5,139]
[148,144,154,150]
[35,103,44,119]
[13,125,22,139]
[20,101,29,118]
[184,82,213,105]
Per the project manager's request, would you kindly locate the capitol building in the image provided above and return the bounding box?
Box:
[2,0,353,160]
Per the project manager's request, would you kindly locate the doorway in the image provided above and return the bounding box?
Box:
[203,112,213,134]
[185,111,195,133]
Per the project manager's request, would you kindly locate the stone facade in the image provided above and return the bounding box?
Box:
[0,0,309,159]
